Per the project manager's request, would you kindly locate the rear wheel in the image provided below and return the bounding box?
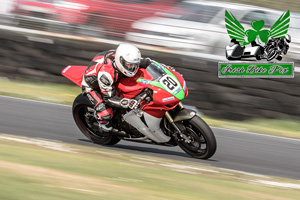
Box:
[177,116,216,159]
[72,94,120,145]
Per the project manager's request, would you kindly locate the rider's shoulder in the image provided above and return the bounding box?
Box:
[93,50,115,61]
[92,54,105,62]
[99,61,115,75]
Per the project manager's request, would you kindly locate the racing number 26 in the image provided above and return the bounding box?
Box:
[162,76,178,91]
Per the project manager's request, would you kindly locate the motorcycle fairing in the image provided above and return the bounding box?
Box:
[226,43,263,60]
[242,46,260,57]
[117,62,188,118]
[61,65,88,87]
[136,62,185,100]
[123,110,170,143]
[62,63,188,118]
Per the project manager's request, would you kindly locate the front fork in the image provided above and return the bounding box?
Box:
[164,102,191,143]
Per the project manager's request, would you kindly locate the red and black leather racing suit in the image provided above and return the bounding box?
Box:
[81,50,151,122]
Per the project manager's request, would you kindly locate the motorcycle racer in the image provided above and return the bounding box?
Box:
[62,46,216,159]
[264,34,291,60]
[81,43,152,133]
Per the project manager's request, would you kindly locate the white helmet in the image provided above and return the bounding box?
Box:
[115,43,141,77]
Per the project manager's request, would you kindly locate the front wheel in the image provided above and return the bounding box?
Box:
[267,48,278,61]
[72,94,120,145]
[177,116,217,159]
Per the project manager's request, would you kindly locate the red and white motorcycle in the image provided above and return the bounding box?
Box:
[62,61,216,159]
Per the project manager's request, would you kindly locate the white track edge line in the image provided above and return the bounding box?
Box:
[212,127,300,142]
[0,95,71,107]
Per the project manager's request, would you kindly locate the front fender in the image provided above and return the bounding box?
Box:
[173,108,197,122]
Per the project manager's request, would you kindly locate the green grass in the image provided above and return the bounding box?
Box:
[1,134,300,200]
[203,117,300,139]
[0,78,80,105]
[0,78,299,139]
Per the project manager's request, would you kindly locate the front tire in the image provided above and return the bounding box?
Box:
[72,94,120,145]
[267,49,278,61]
[177,116,216,159]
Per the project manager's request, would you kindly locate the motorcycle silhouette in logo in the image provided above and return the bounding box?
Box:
[225,10,291,61]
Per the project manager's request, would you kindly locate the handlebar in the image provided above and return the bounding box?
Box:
[134,88,152,113]
[136,88,152,103]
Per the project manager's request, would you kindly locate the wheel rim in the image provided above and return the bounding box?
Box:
[267,49,277,61]
[76,105,110,141]
[181,124,207,154]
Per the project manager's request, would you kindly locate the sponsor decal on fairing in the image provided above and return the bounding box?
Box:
[162,96,175,102]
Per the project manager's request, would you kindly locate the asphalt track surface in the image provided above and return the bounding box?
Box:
[1,95,300,180]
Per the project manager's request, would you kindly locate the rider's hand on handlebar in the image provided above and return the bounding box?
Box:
[140,57,152,68]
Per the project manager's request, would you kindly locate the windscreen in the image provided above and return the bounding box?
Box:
[144,63,166,81]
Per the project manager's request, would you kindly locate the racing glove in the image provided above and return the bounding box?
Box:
[140,57,152,68]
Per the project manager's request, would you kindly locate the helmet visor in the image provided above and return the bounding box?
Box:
[120,56,139,73]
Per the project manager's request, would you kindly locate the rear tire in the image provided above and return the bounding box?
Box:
[177,116,216,159]
[72,94,120,145]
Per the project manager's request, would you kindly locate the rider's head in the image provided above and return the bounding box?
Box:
[115,43,141,77]
[284,34,291,43]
